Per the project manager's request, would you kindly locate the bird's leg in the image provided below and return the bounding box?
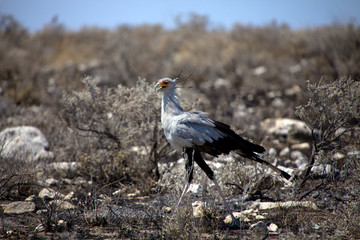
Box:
[176,147,194,208]
[193,151,237,225]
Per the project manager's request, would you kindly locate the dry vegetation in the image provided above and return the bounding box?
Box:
[0,14,360,239]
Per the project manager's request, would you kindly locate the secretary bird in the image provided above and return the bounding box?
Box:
[155,76,291,225]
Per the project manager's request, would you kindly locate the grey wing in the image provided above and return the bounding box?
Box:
[175,112,226,146]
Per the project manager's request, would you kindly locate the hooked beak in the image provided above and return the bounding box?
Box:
[154,83,162,92]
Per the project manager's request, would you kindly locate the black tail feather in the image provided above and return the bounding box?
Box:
[250,154,291,180]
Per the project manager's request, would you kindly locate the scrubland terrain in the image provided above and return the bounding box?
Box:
[0,15,359,239]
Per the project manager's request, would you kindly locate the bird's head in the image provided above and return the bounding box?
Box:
[155,74,191,93]
[154,78,176,92]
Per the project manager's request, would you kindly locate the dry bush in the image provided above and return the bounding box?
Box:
[295,76,360,187]
[61,77,168,193]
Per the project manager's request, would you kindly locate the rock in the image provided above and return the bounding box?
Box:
[250,221,269,239]
[48,162,79,173]
[268,223,279,232]
[112,189,122,197]
[279,147,290,157]
[311,164,334,177]
[25,195,36,201]
[192,201,207,218]
[0,126,54,162]
[291,151,308,162]
[333,152,345,160]
[162,206,172,213]
[38,188,65,200]
[64,191,75,200]
[45,178,60,186]
[272,98,285,108]
[250,201,318,210]
[268,148,277,157]
[49,200,76,210]
[188,184,202,196]
[253,66,267,76]
[291,142,311,150]
[224,209,256,224]
[255,214,266,220]
[224,211,251,224]
[261,118,311,143]
[214,78,231,89]
[34,224,46,232]
[4,201,35,214]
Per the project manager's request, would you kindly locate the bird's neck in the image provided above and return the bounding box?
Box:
[161,90,184,116]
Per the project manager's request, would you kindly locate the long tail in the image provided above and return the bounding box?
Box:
[238,151,291,180]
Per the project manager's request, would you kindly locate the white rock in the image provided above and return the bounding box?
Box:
[291,151,308,162]
[112,189,122,197]
[188,184,202,196]
[291,142,311,150]
[224,211,251,224]
[333,152,345,160]
[34,224,45,232]
[279,147,290,157]
[253,66,267,76]
[48,162,78,173]
[272,98,285,108]
[261,118,311,143]
[250,201,318,210]
[38,188,65,200]
[311,164,334,177]
[214,78,231,89]
[192,201,207,218]
[0,126,53,162]
[268,148,277,157]
[268,223,279,232]
[3,201,35,214]
[45,178,59,186]
[255,214,266,220]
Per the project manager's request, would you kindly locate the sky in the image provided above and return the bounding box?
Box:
[1,0,359,32]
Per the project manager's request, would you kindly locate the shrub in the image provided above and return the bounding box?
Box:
[296,76,360,186]
[61,77,169,193]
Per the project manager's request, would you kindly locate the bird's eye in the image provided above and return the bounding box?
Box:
[163,81,169,85]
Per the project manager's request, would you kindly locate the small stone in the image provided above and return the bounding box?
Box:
[272,98,285,108]
[34,224,45,232]
[48,162,78,173]
[162,206,172,213]
[45,178,59,186]
[279,147,290,157]
[224,211,251,224]
[36,209,48,215]
[25,195,36,201]
[268,223,279,232]
[268,148,277,157]
[250,201,318,210]
[311,164,334,177]
[250,221,269,239]
[38,188,64,200]
[4,201,35,214]
[312,223,320,230]
[333,152,345,160]
[255,214,266,220]
[188,184,202,196]
[291,142,311,150]
[112,189,122,197]
[192,201,207,218]
[290,150,308,161]
[63,191,75,200]
[57,220,66,228]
